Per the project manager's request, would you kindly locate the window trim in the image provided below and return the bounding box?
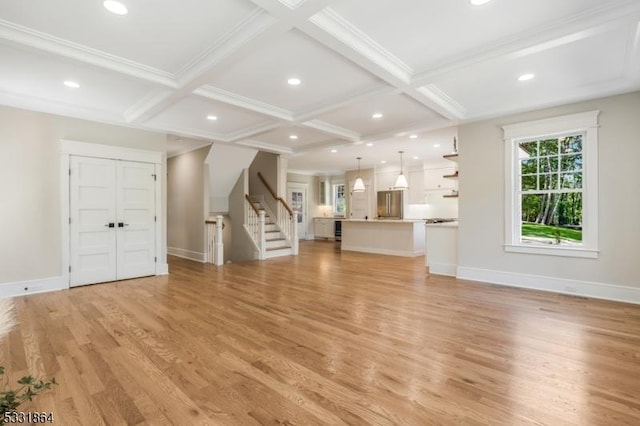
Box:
[503,111,599,258]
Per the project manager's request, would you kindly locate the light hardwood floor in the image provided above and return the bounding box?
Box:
[2,241,640,425]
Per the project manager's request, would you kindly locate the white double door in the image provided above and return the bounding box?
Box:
[70,156,156,287]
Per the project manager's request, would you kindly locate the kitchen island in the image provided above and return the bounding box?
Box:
[341,219,425,257]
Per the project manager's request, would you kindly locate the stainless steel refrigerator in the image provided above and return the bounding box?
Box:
[377,190,404,219]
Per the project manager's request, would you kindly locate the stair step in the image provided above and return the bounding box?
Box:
[266,245,291,251]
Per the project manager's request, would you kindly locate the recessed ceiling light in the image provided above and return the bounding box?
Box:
[372,113,383,119]
[518,73,535,82]
[409,134,418,139]
[413,156,419,160]
[380,160,387,164]
[330,149,337,153]
[63,81,80,88]
[206,115,218,121]
[366,143,374,147]
[469,0,492,5]
[103,0,128,15]
[287,77,301,86]
[289,134,298,140]
[433,144,441,148]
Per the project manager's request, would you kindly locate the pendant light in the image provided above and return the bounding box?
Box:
[352,157,366,192]
[394,151,409,190]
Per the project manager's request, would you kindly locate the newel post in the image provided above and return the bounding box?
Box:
[292,211,299,255]
[215,215,224,266]
[258,210,266,260]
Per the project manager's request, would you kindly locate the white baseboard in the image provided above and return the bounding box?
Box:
[341,245,424,257]
[428,262,457,277]
[457,266,640,305]
[167,247,205,263]
[0,276,67,299]
[156,263,169,275]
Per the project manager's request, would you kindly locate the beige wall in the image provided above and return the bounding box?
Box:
[248,151,279,215]
[0,105,167,285]
[167,146,210,260]
[458,91,640,289]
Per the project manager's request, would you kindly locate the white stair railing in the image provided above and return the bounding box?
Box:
[245,195,265,259]
[256,172,298,254]
[205,215,224,265]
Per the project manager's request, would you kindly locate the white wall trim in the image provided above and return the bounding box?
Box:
[457,266,640,305]
[0,276,66,299]
[157,263,169,275]
[341,245,424,257]
[167,247,205,263]
[60,139,163,164]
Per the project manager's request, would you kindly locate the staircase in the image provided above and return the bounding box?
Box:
[252,200,294,258]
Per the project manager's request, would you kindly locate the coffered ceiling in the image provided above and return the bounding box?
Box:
[1,0,639,174]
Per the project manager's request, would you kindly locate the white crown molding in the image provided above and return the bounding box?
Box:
[416,85,467,120]
[293,84,398,122]
[0,89,126,125]
[308,8,413,85]
[412,1,640,86]
[174,9,276,87]
[624,21,640,82]
[301,119,360,142]
[195,86,293,121]
[124,89,175,123]
[236,139,294,155]
[462,77,635,123]
[0,19,176,88]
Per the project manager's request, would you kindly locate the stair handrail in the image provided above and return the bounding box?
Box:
[257,172,293,216]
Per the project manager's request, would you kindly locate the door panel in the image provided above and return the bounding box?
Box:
[287,184,306,239]
[70,156,117,286]
[116,161,156,280]
[70,157,156,286]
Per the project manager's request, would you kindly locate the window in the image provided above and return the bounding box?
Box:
[333,183,345,215]
[503,111,599,258]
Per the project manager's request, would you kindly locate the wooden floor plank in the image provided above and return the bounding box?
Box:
[2,240,640,425]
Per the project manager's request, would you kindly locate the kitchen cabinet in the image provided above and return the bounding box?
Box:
[425,167,456,191]
[314,218,335,239]
[376,171,397,192]
[408,169,425,204]
[319,178,329,205]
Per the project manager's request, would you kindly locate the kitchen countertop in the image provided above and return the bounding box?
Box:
[425,221,459,228]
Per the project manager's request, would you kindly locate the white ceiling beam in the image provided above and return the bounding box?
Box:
[235,139,294,155]
[195,86,294,121]
[126,0,340,125]
[298,14,459,121]
[301,119,360,142]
